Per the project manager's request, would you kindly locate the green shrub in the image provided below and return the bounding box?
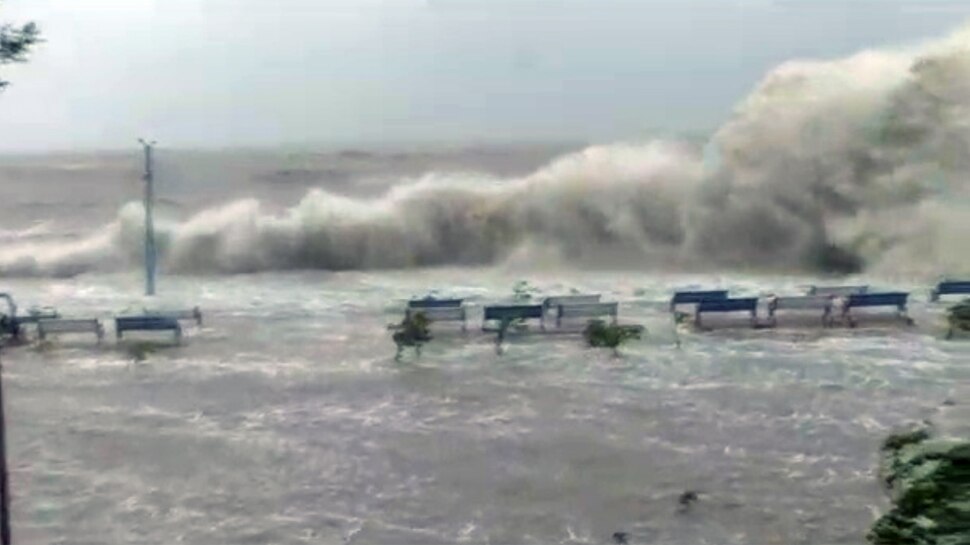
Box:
[869,426,970,545]
[946,299,970,339]
[583,319,643,355]
[391,312,432,361]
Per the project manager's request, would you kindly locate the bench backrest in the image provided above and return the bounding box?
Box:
[557,302,618,319]
[407,307,465,322]
[116,316,182,332]
[807,285,868,297]
[670,290,729,310]
[697,297,758,314]
[483,305,544,322]
[542,295,601,310]
[846,292,909,309]
[147,307,203,325]
[15,309,61,324]
[936,281,970,295]
[770,295,833,311]
[38,319,102,333]
[408,298,464,309]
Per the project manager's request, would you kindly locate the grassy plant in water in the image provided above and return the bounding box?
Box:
[126,341,161,362]
[391,312,432,361]
[945,299,970,339]
[583,319,643,356]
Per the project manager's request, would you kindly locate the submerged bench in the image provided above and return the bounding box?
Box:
[116,316,183,342]
[37,319,105,342]
[930,281,970,302]
[555,302,618,328]
[406,298,467,329]
[695,297,758,328]
[146,307,203,326]
[807,285,868,297]
[1,293,59,339]
[542,295,601,313]
[408,298,464,310]
[482,304,544,331]
[669,290,729,312]
[406,306,468,330]
[841,292,910,326]
[9,308,61,327]
[767,295,835,327]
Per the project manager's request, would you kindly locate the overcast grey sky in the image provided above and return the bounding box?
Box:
[1,0,969,151]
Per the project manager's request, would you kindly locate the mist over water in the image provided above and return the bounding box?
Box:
[3,25,970,277]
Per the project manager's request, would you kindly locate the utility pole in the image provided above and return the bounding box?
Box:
[139,139,157,296]
[0,351,11,545]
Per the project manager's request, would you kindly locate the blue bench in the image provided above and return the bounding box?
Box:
[807,285,868,297]
[841,292,910,326]
[695,297,758,328]
[555,302,619,328]
[766,295,835,327]
[408,298,464,309]
[10,309,60,325]
[482,305,545,331]
[38,319,105,342]
[930,281,970,302]
[542,294,601,313]
[669,290,729,312]
[116,316,183,342]
[406,306,468,330]
[146,307,203,326]
[1,293,59,339]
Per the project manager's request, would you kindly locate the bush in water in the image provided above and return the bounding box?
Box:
[946,299,970,339]
[868,426,970,545]
[583,319,643,356]
[391,312,432,361]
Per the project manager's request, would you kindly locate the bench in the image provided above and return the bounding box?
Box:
[408,298,463,309]
[116,316,183,342]
[146,307,203,326]
[806,285,868,297]
[542,294,601,313]
[1,293,58,339]
[695,297,758,328]
[930,281,970,302]
[669,290,729,312]
[482,304,545,331]
[12,308,61,325]
[37,319,105,342]
[841,292,910,326]
[405,306,467,330]
[555,302,619,328]
[767,295,834,327]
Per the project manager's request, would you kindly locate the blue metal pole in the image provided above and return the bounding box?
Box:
[141,140,157,296]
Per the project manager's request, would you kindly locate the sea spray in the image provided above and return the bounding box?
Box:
[3,26,970,276]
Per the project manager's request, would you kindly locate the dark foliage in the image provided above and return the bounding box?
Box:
[0,18,40,89]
